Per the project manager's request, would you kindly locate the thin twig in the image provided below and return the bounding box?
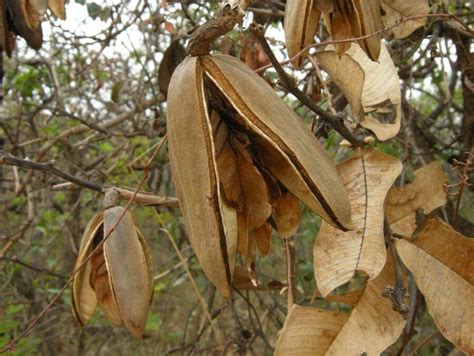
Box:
[0,150,179,207]
[154,210,226,346]
[0,150,102,192]
[0,256,68,279]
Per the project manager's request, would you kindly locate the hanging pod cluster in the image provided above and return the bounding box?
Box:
[72,191,153,338]
[0,0,66,55]
[167,53,353,297]
[284,0,384,67]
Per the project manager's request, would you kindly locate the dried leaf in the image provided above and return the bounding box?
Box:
[387,161,447,224]
[273,191,300,238]
[391,213,417,237]
[284,0,320,68]
[275,305,347,355]
[325,257,406,355]
[396,238,474,354]
[349,43,401,140]
[202,55,353,230]
[315,49,365,119]
[48,0,65,19]
[415,218,473,284]
[72,212,103,325]
[314,148,402,296]
[380,0,429,39]
[158,39,186,97]
[325,288,365,307]
[316,43,401,140]
[276,258,406,355]
[104,207,153,338]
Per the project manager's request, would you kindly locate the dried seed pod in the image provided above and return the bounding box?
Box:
[285,0,383,61]
[284,0,320,68]
[72,207,153,338]
[48,0,66,19]
[0,0,15,56]
[6,0,43,49]
[167,54,353,296]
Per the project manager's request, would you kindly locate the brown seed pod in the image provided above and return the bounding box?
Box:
[167,54,353,297]
[6,0,43,49]
[284,0,320,68]
[72,207,153,338]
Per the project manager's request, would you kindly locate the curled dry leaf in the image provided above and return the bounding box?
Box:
[284,0,320,68]
[315,43,401,140]
[72,208,153,338]
[167,54,352,297]
[396,237,474,354]
[276,257,406,355]
[386,161,447,224]
[314,148,402,297]
[380,0,430,39]
[274,305,346,355]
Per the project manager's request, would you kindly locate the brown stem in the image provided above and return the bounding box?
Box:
[284,238,296,309]
[250,23,365,147]
[383,219,409,316]
[186,3,244,56]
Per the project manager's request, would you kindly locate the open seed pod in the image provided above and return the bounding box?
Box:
[284,0,383,63]
[167,54,353,297]
[5,0,44,49]
[284,0,320,68]
[72,206,153,338]
[1,0,66,54]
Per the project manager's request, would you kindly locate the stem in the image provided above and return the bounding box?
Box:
[284,238,296,309]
